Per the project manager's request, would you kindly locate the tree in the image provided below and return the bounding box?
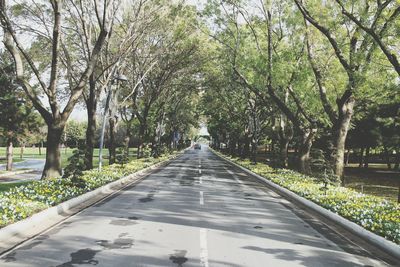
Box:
[0,0,116,178]
[0,54,40,171]
[119,3,203,158]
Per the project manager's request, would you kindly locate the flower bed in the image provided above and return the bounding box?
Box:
[216,152,400,245]
[0,154,175,228]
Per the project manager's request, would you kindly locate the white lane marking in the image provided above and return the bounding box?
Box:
[199,228,209,267]
[199,176,202,184]
[199,169,202,174]
[200,191,204,205]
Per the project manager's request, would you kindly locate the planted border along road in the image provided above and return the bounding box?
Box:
[0,146,396,266]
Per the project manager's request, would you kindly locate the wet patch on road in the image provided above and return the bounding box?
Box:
[139,195,154,203]
[139,189,159,203]
[96,238,133,249]
[169,250,188,266]
[119,232,129,238]
[109,219,137,226]
[56,248,100,267]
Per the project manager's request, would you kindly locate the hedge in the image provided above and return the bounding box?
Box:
[0,153,175,228]
[216,152,400,245]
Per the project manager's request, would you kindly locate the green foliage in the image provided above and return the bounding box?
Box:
[116,148,129,167]
[62,148,88,187]
[0,54,43,144]
[64,121,87,148]
[310,148,338,184]
[217,150,400,244]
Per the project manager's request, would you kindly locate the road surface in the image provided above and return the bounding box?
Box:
[0,147,394,266]
[0,159,45,172]
[0,159,45,182]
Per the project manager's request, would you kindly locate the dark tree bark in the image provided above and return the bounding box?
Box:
[298,128,317,174]
[6,138,13,171]
[124,124,131,157]
[394,149,400,170]
[359,147,365,167]
[364,147,370,168]
[108,116,117,165]
[39,141,43,156]
[332,97,355,180]
[84,76,97,170]
[383,146,392,169]
[42,124,64,178]
[137,122,146,158]
[345,149,350,166]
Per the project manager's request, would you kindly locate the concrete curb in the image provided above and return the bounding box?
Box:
[0,152,183,255]
[212,150,400,260]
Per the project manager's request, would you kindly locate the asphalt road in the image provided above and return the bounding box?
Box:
[0,159,44,182]
[0,159,45,172]
[0,147,393,266]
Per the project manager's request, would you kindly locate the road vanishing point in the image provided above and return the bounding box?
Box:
[0,147,396,266]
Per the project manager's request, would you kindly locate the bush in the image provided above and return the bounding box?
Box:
[0,152,176,227]
[217,151,400,245]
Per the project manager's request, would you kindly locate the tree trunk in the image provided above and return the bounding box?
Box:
[20,144,24,159]
[124,125,131,157]
[39,141,43,156]
[298,128,316,174]
[394,149,399,170]
[359,147,365,167]
[333,98,355,184]
[345,149,350,166]
[42,124,64,179]
[85,77,97,170]
[137,122,146,158]
[279,138,290,168]
[243,135,250,158]
[6,138,13,171]
[108,116,117,165]
[251,138,257,164]
[383,146,392,169]
[364,147,370,168]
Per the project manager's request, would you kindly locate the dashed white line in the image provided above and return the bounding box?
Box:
[199,176,203,184]
[199,191,204,205]
[199,169,202,174]
[199,228,209,267]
